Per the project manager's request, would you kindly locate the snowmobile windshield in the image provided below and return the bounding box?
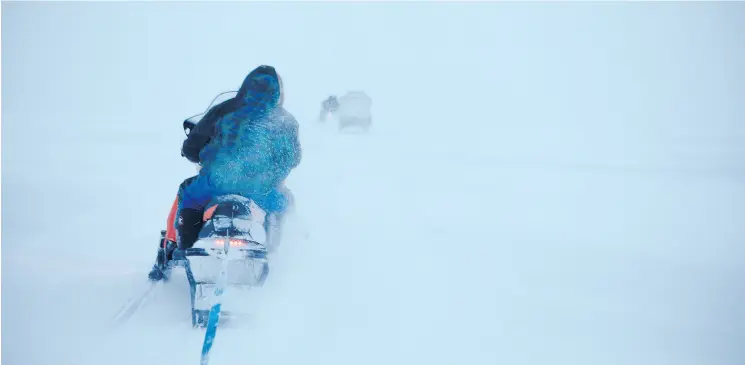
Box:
[338,91,372,119]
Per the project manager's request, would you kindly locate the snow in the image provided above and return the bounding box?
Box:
[3,2,745,365]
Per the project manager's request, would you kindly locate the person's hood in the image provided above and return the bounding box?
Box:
[236,65,282,111]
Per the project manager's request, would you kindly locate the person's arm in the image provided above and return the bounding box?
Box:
[277,110,302,169]
[288,121,302,169]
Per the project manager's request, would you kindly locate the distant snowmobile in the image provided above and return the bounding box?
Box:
[318,95,340,122]
[319,91,372,132]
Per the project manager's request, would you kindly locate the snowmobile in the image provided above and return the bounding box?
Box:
[168,194,274,327]
[170,91,278,327]
[318,91,373,132]
[112,88,291,365]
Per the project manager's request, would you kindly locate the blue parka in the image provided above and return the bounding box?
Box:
[180,65,301,214]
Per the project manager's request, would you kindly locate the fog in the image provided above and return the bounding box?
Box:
[2,2,744,365]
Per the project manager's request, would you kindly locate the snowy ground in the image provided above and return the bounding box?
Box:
[3,2,745,365]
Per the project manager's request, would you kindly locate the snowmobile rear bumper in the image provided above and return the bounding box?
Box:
[170,246,269,327]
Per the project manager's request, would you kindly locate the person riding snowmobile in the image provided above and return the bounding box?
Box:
[319,95,340,122]
[148,65,301,281]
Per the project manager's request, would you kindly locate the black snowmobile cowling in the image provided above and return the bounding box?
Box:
[183,90,237,137]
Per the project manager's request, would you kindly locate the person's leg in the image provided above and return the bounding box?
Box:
[147,229,178,281]
[148,176,198,281]
[164,196,179,243]
[175,175,213,250]
[256,185,294,251]
[277,183,296,214]
[163,175,200,247]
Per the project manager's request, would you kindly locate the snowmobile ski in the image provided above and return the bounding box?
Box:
[199,232,231,365]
